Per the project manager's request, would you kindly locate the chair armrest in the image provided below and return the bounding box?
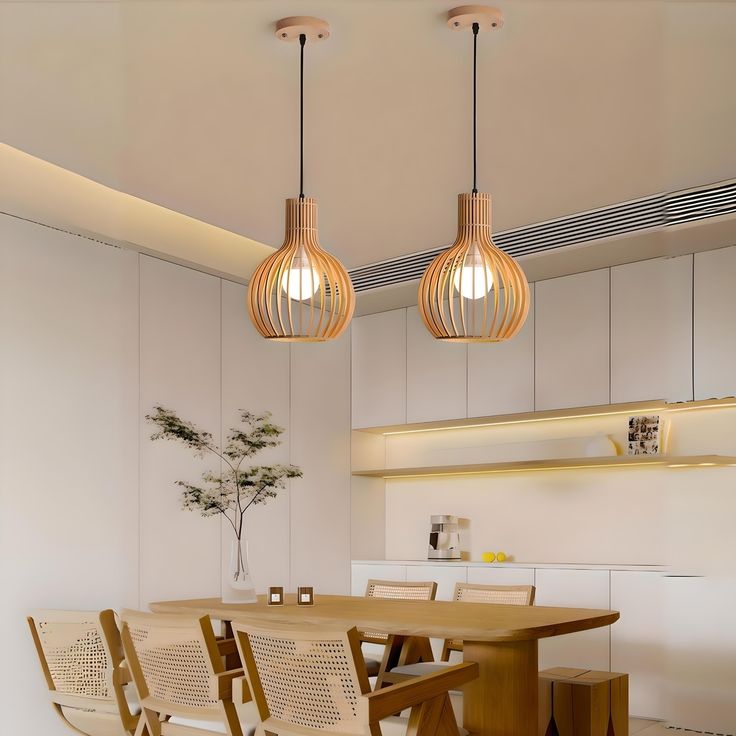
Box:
[365,662,478,721]
[210,668,245,701]
[216,638,238,657]
[232,675,252,706]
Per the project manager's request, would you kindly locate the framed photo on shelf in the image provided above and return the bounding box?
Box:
[627,415,662,455]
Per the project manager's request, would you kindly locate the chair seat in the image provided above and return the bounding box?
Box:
[167,716,256,736]
[60,708,133,736]
[391,662,453,677]
[365,656,382,677]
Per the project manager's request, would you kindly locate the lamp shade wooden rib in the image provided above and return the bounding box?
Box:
[247,197,355,341]
[418,192,530,342]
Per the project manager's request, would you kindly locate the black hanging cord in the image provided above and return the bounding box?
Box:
[472,22,479,194]
[299,33,306,199]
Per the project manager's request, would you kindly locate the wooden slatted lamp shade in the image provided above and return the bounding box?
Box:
[248,17,354,342]
[419,6,530,342]
[248,196,354,341]
[419,192,529,341]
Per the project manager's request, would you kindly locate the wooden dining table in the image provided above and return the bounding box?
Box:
[150,595,619,736]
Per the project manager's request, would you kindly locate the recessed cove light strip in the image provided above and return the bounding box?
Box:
[349,179,736,292]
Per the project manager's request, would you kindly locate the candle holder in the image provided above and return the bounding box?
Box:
[268,586,284,606]
[297,586,314,606]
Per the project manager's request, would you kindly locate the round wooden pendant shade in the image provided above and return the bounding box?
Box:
[418,192,530,342]
[247,197,355,341]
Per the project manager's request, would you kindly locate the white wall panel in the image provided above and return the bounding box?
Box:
[535,568,610,671]
[406,306,467,423]
[468,287,535,417]
[535,269,610,410]
[611,256,693,403]
[352,310,406,428]
[139,256,222,606]
[694,245,736,400]
[291,337,351,594]
[221,280,291,593]
[0,216,139,736]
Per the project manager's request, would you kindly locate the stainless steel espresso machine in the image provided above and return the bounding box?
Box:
[427,515,462,560]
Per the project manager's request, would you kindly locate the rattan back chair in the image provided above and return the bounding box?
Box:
[120,609,254,736]
[28,609,139,736]
[361,580,438,687]
[230,621,477,736]
[440,583,535,659]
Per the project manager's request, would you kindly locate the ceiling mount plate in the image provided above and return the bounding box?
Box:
[275,16,330,42]
[447,5,504,31]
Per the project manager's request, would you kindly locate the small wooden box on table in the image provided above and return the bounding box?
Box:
[539,667,628,736]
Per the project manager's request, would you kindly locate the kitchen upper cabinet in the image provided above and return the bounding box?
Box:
[611,256,693,403]
[610,571,665,719]
[535,569,610,672]
[535,270,610,410]
[468,286,535,417]
[694,245,736,400]
[406,306,467,423]
[351,309,407,428]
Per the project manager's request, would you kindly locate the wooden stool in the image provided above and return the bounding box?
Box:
[539,667,629,736]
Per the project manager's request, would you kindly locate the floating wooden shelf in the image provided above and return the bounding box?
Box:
[352,455,736,479]
[353,397,736,436]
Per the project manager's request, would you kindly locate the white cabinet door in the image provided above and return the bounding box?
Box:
[611,256,693,403]
[663,574,736,733]
[351,563,407,597]
[406,306,467,423]
[535,569,610,671]
[467,567,535,587]
[351,309,407,428]
[406,564,468,601]
[694,245,736,399]
[610,571,665,719]
[468,286,535,417]
[535,270,610,410]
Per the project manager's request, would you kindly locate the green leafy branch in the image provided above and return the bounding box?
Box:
[146,406,302,540]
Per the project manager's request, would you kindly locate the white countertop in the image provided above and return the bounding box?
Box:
[352,559,669,572]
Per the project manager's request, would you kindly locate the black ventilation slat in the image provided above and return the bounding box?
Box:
[348,181,736,292]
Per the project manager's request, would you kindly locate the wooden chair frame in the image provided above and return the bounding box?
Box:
[361,580,438,688]
[230,621,478,736]
[120,609,250,736]
[28,608,140,736]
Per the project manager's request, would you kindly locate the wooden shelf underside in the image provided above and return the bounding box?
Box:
[352,455,736,479]
[353,397,736,436]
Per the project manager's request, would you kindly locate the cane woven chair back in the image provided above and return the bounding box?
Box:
[28,609,138,736]
[361,580,437,645]
[233,622,372,736]
[441,583,535,659]
[120,609,244,736]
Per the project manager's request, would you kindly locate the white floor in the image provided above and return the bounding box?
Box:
[631,718,668,736]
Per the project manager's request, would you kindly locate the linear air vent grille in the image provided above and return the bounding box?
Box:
[349,179,736,292]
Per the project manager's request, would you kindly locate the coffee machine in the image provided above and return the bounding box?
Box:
[428,515,461,560]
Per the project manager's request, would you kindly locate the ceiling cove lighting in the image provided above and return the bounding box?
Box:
[248,17,355,342]
[418,6,530,342]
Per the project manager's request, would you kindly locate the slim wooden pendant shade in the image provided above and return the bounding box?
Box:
[419,6,530,342]
[419,192,529,341]
[248,17,354,342]
[248,196,354,341]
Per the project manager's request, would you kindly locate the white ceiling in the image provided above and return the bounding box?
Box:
[1,1,735,272]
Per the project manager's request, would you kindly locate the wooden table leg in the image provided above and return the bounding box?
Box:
[463,640,538,736]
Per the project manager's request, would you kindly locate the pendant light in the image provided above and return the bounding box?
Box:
[248,17,355,342]
[418,6,530,342]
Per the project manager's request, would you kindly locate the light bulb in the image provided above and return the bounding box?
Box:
[281,261,320,301]
[453,262,493,300]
